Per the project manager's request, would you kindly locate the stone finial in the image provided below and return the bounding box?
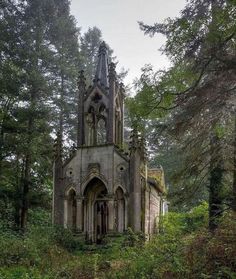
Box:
[99,41,107,54]
[77,70,86,90]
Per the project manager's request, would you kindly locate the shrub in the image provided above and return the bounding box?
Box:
[123,227,146,247]
[160,202,208,236]
[0,231,35,267]
[52,226,82,252]
[185,201,208,232]
[184,211,236,278]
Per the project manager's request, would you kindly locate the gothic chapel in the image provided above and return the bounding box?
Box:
[53,42,167,243]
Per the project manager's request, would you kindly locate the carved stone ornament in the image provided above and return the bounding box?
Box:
[88,163,100,174]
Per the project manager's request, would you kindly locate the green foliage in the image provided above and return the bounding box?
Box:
[131,0,236,223]
[185,201,209,232]
[123,227,146,247]
[52,226,83,252]
[0,207,235,279]
[28,208,52,227]
[160,202,208,236]
[0,267,49,279]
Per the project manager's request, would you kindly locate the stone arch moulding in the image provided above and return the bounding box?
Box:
[84,87,109,112]
[65,185,77,197]
[113,185,127,196]
[81,174,108,196]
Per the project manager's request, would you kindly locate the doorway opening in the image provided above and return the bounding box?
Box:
[84,178,108,243]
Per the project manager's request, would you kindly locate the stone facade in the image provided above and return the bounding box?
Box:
[53,42,167,243]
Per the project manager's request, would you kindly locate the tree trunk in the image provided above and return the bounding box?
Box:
[0,106,7,177]
[20,112,33,230]
[59,73,64,137]
[20,155,31,230]
[232,115,236,211]
[208,133,224,231]
[14,154,21,229]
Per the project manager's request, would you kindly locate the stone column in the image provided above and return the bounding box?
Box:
[107,198,115,232]
[124,199,127,230]
[129,129,142,232]
[76,198,83,232]
[118,200,124,232]
[83,199,88,235]
[63,198,68,228]
[88,201,94,242]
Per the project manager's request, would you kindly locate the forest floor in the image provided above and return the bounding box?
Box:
[0,204,235,279]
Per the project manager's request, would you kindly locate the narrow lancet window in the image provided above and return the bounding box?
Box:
[97,118,106,144]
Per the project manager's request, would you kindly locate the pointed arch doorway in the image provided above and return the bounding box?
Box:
[84,177,108,243]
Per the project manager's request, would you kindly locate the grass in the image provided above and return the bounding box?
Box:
[0,205,235,279]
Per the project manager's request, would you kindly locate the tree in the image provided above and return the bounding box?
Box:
[0,0,80,229]
[49,0,80,145]
[129,0,236,229]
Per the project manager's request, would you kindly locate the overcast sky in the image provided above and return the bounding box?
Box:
[70,0,187,86]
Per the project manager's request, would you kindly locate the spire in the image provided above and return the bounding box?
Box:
[94,41,109,88]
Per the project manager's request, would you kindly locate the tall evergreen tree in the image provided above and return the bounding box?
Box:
[128,0,236,228]
[49,0,80,144]
[0,0,81,229]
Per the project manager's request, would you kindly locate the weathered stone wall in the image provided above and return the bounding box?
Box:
[64,145,114,194]
[149,187,161,234]
[113,148,129,193]
[143,185,161,235]
[59,144,130,231]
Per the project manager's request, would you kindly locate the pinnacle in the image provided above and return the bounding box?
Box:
[94,42,109,88]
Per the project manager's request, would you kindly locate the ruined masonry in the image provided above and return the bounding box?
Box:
[53,42,167,243]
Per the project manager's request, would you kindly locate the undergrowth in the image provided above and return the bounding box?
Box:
[0,203,235,279]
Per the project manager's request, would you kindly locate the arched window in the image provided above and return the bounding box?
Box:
[97,118,106,144]
[115,110,121,145]
[86,106,95,145]
[99,104,106,116]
